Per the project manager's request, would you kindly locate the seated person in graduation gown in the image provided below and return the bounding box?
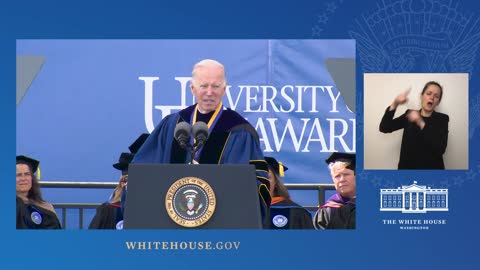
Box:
[89,133,149,230]
[327,199,355,229]
[133,59,271,227]
[313,152,356,229]
[266,156,313,229]
[88,153,132,229]
[16,155,61,229]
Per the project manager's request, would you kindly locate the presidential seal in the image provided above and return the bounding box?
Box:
[165,177,216,228]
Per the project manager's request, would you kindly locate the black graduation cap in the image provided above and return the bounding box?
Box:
[113,152,134,175]
[265,156,288,177]
[325,152,356,170]
[129,133,149,154]
[16,155,40,173]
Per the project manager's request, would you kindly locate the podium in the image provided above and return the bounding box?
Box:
[123,164,262,229]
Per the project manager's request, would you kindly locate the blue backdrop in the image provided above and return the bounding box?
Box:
[5,0,480,269]
[17,39,355,209]
[16,40,355,182]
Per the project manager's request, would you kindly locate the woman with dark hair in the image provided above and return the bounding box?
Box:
[16,155,61,229]
[266,156,313,229]
[379,81,449,169]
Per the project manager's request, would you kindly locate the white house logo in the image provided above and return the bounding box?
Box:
[380,181,448,213]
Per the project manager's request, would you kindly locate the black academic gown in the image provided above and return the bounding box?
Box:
[327,201,356,229]
[16,197,62,229]
[270,197,314,229]
[133,104,271,228]
[88,202,123,229]
[313,194,355,230]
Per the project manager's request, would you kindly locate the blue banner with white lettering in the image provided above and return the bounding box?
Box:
[16,40,355,205]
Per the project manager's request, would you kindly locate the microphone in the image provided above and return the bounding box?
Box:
[192,122,209,148]
[174,122,192,150]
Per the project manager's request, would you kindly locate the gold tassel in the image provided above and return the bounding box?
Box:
[279,162,284,177]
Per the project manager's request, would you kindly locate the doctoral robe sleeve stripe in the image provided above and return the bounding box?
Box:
[258,183,271,208]
[249,159,269,172]
[257,176,269,182]
[217,132,231,163]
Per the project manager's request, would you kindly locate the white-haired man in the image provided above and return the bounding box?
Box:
[133,59,271,227]
[313,152,356,229]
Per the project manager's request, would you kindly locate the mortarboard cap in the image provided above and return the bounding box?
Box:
[113,152,134,175]
[129,133,149,154]
[325,152,356,170]
[16,155,40,173]
[265,156,288,177]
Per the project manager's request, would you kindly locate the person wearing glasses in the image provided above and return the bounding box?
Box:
[16,155,61,229]
[133,59,270,227]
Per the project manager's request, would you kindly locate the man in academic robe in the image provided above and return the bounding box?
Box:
[313,152,356,229]
[133,59,270,227]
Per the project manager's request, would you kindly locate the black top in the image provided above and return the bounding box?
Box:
[16,197,62,229]
[270,198,314,229]
[379,107,449,169]
[328,202,355,229]
[88,202,123,229]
